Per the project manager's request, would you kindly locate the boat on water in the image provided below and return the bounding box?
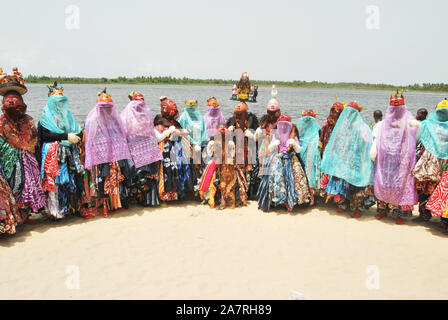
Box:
[230,72,258,102]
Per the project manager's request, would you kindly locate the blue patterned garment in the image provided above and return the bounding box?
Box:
[325,176,348,198]
[297,116,321,189]
[419,107,448,159]
[269,155,287,206]
[321,107,373,187]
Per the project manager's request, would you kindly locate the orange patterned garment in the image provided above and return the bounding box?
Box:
[104,162,124,211]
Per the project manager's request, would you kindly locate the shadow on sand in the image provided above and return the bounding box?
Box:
[1,198,447,247]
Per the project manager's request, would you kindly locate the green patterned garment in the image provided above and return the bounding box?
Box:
[0,137,20,181]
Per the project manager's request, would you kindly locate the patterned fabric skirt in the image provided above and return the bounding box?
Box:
[427,169,448,217]
[0,170,19,235]
[291,154,310,205]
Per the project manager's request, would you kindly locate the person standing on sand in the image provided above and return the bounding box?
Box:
[254,85,281,198]
[0,67,46,229]
[226,101,259,203]
[321,101,374,219]
[37,83,84,220]
[120,91,162,207]
[413,99,448,231]
[153,97,193,203]
[370,91,420,225]
[200,124,238,209]
[370,109,383,131]
[178,99,208,196]
[318,97,345,197]
[83,89,133,217]
[257,114,309,212]
[296,109,321,206]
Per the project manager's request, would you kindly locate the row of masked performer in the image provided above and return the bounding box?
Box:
[1,78,448,236]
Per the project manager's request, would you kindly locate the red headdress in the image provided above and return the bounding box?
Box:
[160,96,178,119]
[347,101,363,112]
[128,90,144,101]
[278,114,291,122]
[0,68,37,152]
[390,90,405,106]
[302,109,317,117]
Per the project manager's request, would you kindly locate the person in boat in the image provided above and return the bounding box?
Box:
[200,124,238,209]
[120,91,162,207]
[248,86,256,102]
[413,99,448,231]
[237,72,251,101]
[231,84,238,100]
[253,85,258,102]
[36,82,84,220]
[318,98,345,196]
[226,101,259,203]
[0,67,46,229]
[83,89,133,217]
[153,97,194,202]
[321,101,374,218]
[296,109,321,206]
[370,91,420,225]
[257,114,310,212]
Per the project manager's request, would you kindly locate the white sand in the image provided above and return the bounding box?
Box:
[1,201,447,300]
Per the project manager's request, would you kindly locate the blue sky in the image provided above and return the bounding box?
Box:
[1,0,447,85]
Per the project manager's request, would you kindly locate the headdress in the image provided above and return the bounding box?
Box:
[234,101,248,113]
[128,90,144,101]
[302,109,317,117]
[47,82,64,97]
[278,114,291,122]
[390,90,405,106]
[184,99,198,107]
[0,67,27,96]
[347,101,364,112]
[97,88,113,103]
[436,98,448,109]
[207,97,219,107]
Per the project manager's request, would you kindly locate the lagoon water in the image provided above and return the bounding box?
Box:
[25,84,448,126]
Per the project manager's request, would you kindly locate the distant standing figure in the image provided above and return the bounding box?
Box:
[371,109,383,137]
[416,108,428,121]
[369,110,383,131]
[253,86,258,102]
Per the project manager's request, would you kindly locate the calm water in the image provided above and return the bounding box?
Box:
[24,84,448,127]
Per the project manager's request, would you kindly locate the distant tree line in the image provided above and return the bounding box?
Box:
[24,75,448,92]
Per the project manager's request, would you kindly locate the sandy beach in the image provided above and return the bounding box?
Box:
[1,200,447,300]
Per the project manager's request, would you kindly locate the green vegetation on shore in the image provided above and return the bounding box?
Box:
[25,75,448,92]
